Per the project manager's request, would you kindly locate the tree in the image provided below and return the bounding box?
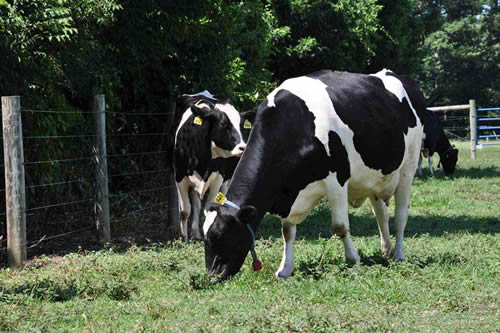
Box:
[268,0,383,82]
[418,2,499,105]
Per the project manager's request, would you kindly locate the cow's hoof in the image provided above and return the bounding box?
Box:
[346,253,361,265]
[191,234,204,241]
[392,250,405,262]
[381,246,392,259]
[275,270,293,279]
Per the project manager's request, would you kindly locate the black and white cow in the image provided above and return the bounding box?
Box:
[173,92,254,241]
[203,69,427,280]
[417,109,458,177]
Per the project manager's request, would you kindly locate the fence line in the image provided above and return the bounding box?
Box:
[428,100,500,157]
[1,95,179,267]
[428,100,477,159]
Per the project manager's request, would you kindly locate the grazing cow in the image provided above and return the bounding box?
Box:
[173,92,254,241]
[417,110,458,177]
[203,69,426,280]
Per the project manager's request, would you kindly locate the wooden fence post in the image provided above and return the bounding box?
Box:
[93,95,111,242]
[2,96,27,267]
[469,99,477,160]
[165,98,179,235]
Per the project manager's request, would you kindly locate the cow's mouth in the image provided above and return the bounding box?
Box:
[231,144,246,157]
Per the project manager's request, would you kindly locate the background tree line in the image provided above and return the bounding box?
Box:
[0,0,498,241]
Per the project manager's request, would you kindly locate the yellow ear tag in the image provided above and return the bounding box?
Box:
[243,119,252,129]
[215,192,226,205]
[193,116,203,126]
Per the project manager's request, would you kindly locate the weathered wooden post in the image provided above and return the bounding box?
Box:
[1,96,27,267]
[469,99,477,160]
[165,98,179,236]
[93,95,111,242]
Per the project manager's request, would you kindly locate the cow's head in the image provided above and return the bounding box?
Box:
[203,205,257,280]
[440,146,458,175]
[190,101,246,158]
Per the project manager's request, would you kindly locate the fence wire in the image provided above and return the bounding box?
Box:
[1,104,176,260]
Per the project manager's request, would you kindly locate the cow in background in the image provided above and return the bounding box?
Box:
[203,69,426,280]
[417,110,458,177]
[173,91,255,241]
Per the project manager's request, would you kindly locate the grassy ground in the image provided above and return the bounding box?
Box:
[1,141,498,332]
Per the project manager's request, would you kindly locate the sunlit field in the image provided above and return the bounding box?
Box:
[1,141,498,331]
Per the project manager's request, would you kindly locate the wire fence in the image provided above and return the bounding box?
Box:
[0,99,179,263]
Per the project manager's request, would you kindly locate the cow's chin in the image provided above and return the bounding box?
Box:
[211,146,232,159]
[211,145,244,158]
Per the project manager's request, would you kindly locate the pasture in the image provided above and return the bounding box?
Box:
[0,141,498,332]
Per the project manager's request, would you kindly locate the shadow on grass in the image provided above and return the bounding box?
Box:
[256,213,499,241]
[454,165,500,179]
[416,165,500,180]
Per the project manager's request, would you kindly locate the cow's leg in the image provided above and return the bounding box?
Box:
[369,196,392,258]
[203,174,224,217]
[276,181,324,278]
[417,153,423,177]
[189,190,203,240]
[177,181,191,242]
[275,221,296,279]
[326,178,360,264]
[428,155,434,177]
[393,172,414,261]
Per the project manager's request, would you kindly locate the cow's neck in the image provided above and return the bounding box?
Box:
[436,133,452,158]
[225,136,278,230]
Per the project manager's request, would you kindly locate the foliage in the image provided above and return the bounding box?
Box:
[268,0,383,80]
[417,1,499,105]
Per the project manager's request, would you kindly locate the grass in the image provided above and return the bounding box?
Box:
[1,141,499,332]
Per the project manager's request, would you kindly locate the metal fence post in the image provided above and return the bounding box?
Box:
[2,96,27,267]
[93,95,111,242]
[469,99,477,160]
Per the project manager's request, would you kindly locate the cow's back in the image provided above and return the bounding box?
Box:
[245,69,424,216]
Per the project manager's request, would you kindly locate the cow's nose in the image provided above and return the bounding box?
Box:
[238,146,245,152]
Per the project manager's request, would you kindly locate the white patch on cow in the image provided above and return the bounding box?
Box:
[283,181,326,225]
[175,109,193,144]
[203,211,218,236]
[215,102,246,156]
[371,69,420,124]
[267,77,353,157]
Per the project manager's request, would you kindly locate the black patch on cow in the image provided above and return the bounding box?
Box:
[208,157,240,181]
[328,131,350,185]
[306,70,422,175]
[173,113,213,182]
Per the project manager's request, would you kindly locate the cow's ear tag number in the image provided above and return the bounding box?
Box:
[243,119,252,129]
[193,116,203,126]
[215,192,226,205]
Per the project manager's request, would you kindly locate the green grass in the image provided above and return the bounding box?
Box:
[1,141,499,332]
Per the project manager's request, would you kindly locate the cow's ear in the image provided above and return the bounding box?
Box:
[241,109,256,123]
[191,104,213,119]
[236,206,256,225]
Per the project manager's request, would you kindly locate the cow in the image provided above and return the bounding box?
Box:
[203,69,427,280]
[173,91,255,241]
[417,109,458,177]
